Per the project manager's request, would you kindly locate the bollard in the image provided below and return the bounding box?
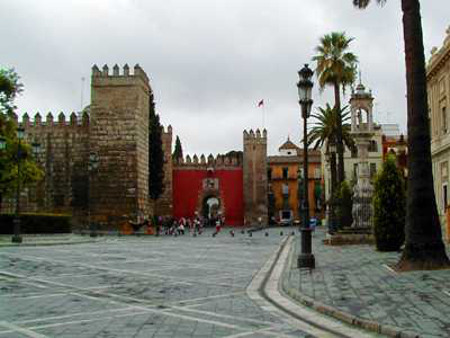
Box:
[241,230,245,234]
[265,232,269,237]
[280,231,283,236]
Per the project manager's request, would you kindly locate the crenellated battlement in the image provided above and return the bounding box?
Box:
[243,128,267,144]
[91,64,150,90]
[18,112,90,128]
[162,125,173,135]
[174,153,242,169]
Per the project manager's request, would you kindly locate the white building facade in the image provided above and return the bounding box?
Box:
[428,27,450,242]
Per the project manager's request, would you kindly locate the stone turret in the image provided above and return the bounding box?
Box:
[89,63,152,227]
[243,128,268,225]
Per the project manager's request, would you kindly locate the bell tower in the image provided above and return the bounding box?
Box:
[350,81,375,229]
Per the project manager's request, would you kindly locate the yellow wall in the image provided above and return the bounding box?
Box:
[268,160,323,222]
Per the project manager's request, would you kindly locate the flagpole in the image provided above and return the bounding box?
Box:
[262,104,265,129]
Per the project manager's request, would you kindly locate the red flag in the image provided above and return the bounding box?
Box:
[257,99,264,108]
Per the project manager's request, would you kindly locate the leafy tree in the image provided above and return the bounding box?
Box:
[312,32,358,185]
[335,181,353,229]
[172,135,183,162]
[353,0,449,270]
[373,156,405,251]
[0,68,23,117]
[148,92,164,214]
[0,68,43,210]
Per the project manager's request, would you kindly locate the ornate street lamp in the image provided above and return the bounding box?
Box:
[12,126,25,243]
[297,64,315,269]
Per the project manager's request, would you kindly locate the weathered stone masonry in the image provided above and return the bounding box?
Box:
[4,64,270,228]
[90,64,150,226]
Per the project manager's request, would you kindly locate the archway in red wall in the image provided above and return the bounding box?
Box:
[199,191,223,226]
[203,196,220,219]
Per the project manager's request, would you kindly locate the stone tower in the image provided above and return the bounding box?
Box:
[155,125,173,216]
[350,82,375,229]
[89,64,150,227]
[243,129,268,225]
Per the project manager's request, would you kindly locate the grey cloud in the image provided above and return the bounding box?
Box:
[1,0,447,155]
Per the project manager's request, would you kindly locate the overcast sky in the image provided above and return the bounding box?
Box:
[1,0,448,155]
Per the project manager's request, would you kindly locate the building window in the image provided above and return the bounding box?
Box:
[351,147,358,158]
[267,168,272,181]
[282,184,289,195]
[370,163,377,178]
[353,163,358,180]
[282,167,288,179]
[369,140,378,152]
[442,106,447,134]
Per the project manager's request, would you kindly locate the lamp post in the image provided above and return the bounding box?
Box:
[297,64,315,269]
[88,152,99,237]
[12,126,25,243]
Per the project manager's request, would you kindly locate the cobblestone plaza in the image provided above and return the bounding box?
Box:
[0,229,314,338]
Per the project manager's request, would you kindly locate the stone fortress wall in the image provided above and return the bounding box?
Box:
[2,64,269,228]
[5,112,90,220]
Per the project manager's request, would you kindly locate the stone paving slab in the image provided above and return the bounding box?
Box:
[283,227,450,337]
[0,234,100,247]
[0,227,314,337]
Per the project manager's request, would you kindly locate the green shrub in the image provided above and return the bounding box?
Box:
[0,213,72,234]
[373,156,405,251]
[335,180,353,229]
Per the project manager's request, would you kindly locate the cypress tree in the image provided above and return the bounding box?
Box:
[172,135,183,162]
[373,156,406,252]
[148,93,164,211]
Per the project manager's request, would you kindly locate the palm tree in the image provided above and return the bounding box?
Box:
[353,0,449,270]
[308,104,354,152]
[308,104,355,231]
[312,32,358,185]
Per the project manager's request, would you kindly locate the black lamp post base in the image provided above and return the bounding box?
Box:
[11,235,23,244]
[297,253,315,269]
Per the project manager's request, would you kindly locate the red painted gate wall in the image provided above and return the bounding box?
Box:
[173,169,244,226]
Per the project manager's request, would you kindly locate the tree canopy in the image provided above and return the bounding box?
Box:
[172,135,183,162]
[0,68,43,208]
[312,31,358,184]
[148,92,164,202]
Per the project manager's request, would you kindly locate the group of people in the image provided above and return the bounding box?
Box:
[153,215,225,237]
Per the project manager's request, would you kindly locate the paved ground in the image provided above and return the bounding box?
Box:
[283,227,450,338]
[0,234,98,247]
[0,227,317,338]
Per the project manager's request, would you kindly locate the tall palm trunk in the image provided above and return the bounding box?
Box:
[396,0,449,270]
[329,149,338,232]
[334,82,345,183]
